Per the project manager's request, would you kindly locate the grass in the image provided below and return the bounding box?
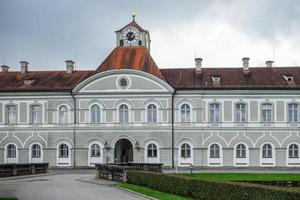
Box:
[118,182,191,200]
[181,173,300,181]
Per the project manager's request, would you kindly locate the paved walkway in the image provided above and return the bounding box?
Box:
[0,173,144,200]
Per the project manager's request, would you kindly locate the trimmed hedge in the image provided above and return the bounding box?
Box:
[126,171,300,200]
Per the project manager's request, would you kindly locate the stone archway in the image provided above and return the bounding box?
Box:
[114,138,133,163]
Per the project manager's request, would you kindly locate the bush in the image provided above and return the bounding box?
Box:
[126,171,300,200]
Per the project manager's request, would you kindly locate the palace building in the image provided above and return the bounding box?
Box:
[0,17,300,168]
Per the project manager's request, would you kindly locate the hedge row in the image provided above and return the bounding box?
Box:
[126,171,300,200]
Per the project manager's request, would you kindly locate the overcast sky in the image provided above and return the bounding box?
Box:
[0,0,300,71]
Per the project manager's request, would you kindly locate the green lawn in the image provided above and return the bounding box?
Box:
[118,182,190,200]
[181,173,300,181]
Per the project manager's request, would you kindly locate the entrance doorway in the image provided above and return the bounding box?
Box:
[114,139,133,163]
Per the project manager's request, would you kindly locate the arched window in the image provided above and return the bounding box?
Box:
[210,144,220,158]
[181,143,191,158]
[288,103,298,122]
[147,104,157,123]
[210,103,220,122]
[288,144,299,158]
[90,143,101,157]
[180,104,191,122]
[31,144,41,158]
[235,103,246,122]
[6,144,16,158]
[119,104,129,123]
[262,144,273,158]
[59,143,69,158]
[147,143,158,158]
[59,105,68,124]
[262,104,272,122]
[236,144,246,158]
[91,104,101,123]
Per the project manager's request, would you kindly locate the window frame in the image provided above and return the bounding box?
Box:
[209,103,221,122]
[31,143,42,158]
[288,103,298,123]
[90,143,101,157]
[7,104,17,124]
[261,103,272,122]
[30,104,42,124]
[236,143,247,158]
[288,143,299,158]
[6,144,17,158]
[262,143,273,158]
[235,103,246,122]
[119,104,129,123]
[58,105,69,124]
[147,104,158,123]
[58,143,69,158]
[180,143,191,158]
[210,143,220,158]
[147,143,158,158]
[90,104,101,124]
[180,103,191,123]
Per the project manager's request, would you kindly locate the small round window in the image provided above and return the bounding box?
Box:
[119,78,128,89]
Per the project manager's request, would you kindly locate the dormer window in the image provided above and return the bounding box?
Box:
[282,75,294,82]
[211,76,220,82]
[24,79,37,85]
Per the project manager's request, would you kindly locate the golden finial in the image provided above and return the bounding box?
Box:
[132,9,136,21]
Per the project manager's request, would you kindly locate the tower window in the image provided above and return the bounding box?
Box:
[120,40,124,46]
[138,40,142,46]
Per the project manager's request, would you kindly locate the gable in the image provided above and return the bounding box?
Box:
[73,69,174,94]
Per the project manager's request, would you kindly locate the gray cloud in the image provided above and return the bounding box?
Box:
[0,0,299,71]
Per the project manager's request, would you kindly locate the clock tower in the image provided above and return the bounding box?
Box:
[115,14,151,51]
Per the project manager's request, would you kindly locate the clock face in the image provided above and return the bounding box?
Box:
[123,29,138,44]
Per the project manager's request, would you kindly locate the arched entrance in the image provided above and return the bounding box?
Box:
[114,138,133,163]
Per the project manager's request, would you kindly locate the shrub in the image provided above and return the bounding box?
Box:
[126,171,300,200]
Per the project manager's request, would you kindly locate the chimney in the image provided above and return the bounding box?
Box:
[20,61,29,74]
[65,60,75,73]
[1,65,9,72]
[265,60,273,67]
[195,57,202,74]
[242,57,250,71]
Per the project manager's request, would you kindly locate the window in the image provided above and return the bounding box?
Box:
[180,104,191,122]
[119,104,129,123]
[181,143,191,158]
[31,144,41,158]
[59,143,69,158]
[119,78,128,89]
[262,144,272,158]
[288,103,298,122]
[262,104,272,122]
[236,103,246,122]
[6,144,16,158]
[7,105,17,124]
[210,103,220,122]
[147,104,157,123]
[236,144,246,158]
[210,144,220,158]
[91,105,101,123]
[31,105,41,124]
[90,143,101,157]
[289,144,299,158]
[59,105,68,124]
[147,143,158,158]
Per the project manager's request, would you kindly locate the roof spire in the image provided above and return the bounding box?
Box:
[132,9,136,21]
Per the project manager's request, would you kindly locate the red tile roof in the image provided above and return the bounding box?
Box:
[160,67,300,89]
[0,71,93,92]
[95,47,166,81]
[1,46,300,92]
